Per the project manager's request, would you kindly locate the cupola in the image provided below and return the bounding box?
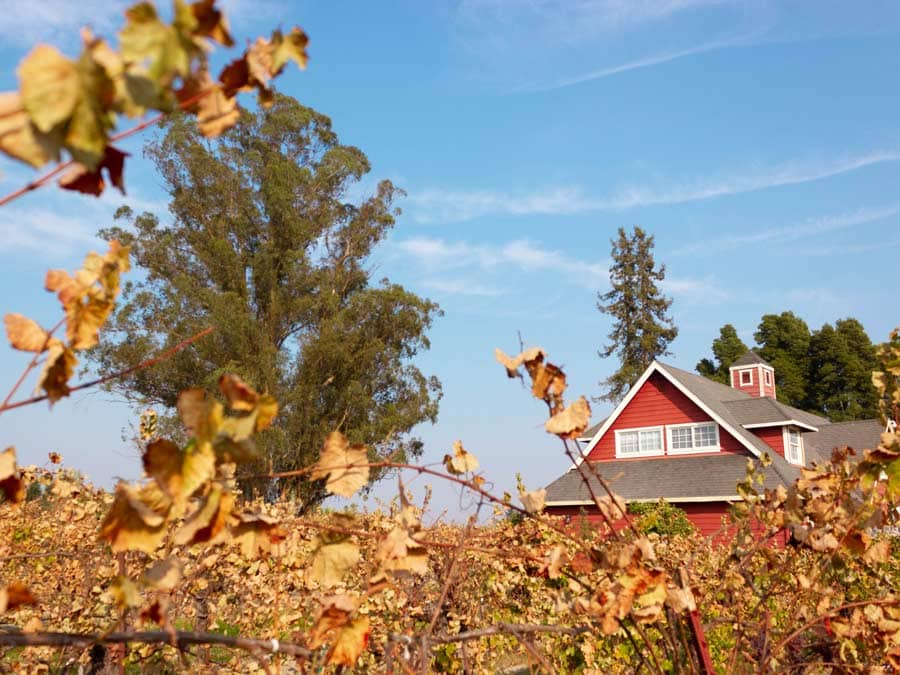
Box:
[729,351,776,399]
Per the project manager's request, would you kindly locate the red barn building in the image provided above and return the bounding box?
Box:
[544,352,883,538]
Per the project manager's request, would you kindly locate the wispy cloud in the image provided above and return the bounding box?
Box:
[662,276,730,303]
[0,206,98,258]
[395,236,608,291]
[671,205,900,256]
[522,35,747,91]
[406,149,900,224]
[0,1,128,49]
[423,278,503,297]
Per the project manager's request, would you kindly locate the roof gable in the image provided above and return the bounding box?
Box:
[730,351,773,368]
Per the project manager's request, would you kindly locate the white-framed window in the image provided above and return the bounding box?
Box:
[739,369,753,386]
[615,426,664,458]
[666,422,720,454]
[764,370,772,386]
[786,428,804,465]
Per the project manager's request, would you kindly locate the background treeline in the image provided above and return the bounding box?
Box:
[697,312,885,421]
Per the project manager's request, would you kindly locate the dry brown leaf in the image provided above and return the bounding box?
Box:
[0,582,37,613]
[141,557,183,591]
[310,537,360,587]
[494,346,545,377]
[442,440,479,475]
[218,373,258,411]
[520,488,547,514]
[545,396,591,439]
[4,313,49,352]
[311,432,369,498]
[99,482,169,554]
[0,447,25,504]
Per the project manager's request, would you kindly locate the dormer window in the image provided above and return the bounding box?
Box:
[739,370,753,386]
[786,428,804,465]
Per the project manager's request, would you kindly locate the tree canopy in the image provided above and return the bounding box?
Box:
[94,95,441,506]
[697,313,880,421]
[597,226,677,403]
[696,323,748,385]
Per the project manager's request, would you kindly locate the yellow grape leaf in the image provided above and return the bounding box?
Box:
[143,438,215,503]
[494,346,545,378]
[218,373,258,411]
[328,616,370,667]
[177,388,222,440]
[99,482,169,554]
[63,52,116,171]
[255,394,278,432]
[0,582,37,614]
[230,511,286,558]
[271,27,310,73]
[311,432,369,498]
[310,537,360,587]
[376,527,428,575]
[520,488,546,514]
[110,575,142,609]
[18,45,80,133]
[174,486,234,546]
[0,91,60,167]
[545,396,591,439]
[197,83,240,137]
[443,440,479,475]
[120,2,190,84]
[4,313,49,352]
[37,339,77,403]
[0,447,25,504]
[141,557,183,591]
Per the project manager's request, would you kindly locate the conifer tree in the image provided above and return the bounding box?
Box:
[696,323,748,384]
[755,311,811,408]
[807,318,879,421]
[597,226,677,403]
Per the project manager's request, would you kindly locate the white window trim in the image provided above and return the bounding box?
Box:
[739,369,753,386]
[614,426,665,458]
[784,427,805,466]
[764,370,773,386]
[666,422,721,455]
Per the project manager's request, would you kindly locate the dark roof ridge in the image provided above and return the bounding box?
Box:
[731,351,774,368]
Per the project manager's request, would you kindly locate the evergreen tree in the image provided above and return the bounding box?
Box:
[755,311,811,408]
[807,318,879,421]
[93,96,441,506]
[597,226,677,403]
[696,324,748,384]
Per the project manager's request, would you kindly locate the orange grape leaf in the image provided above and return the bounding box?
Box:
[545,396,591,439]
[309,594,357,649]
[138,597,169,627]
[494,346,545,378]
[177,388,223,440]
[197,83,240,137]
[442,440,479,475]
[191,0,234,46]
[4,313,49,352]
[231,511,285,558]
[99,482,169,553]
[36,339,77,403]
[0,582,37,614]
[174,486,234,546]
[327,616,370,667]
[310,536,360,587]
[311,432,369,498]
[0,447,25,504]
[520,488,546,514]
[48,451,62,464]
[218,373,258,411]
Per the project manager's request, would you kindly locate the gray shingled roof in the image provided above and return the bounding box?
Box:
[730,351,773,368]
[545,454,798,504]
[578,418,606,441]
[723,397,829,429]
[802,419,883,464]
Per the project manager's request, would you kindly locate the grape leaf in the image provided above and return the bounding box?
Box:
[99,482,169,553]
[0,447,25,504]
[18,45,80,133]
[311,432,369,498]
[545,396,591,439]
[328,615,370,666]
[4,313,49,352]
[520,488,546,514]
[443,440,479,475]
[310,536,360,587]
[174,486,234,546]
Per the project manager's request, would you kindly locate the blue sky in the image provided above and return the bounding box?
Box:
[1,0,899,516]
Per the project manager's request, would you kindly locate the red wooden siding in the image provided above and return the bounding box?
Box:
[751,426,785,458]
[731,367,760,397]
[547,502,789,546]
[587,372,746,461]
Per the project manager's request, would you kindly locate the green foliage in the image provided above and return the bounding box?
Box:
[93,96,441,506]
[628,500,696,536]
[597,226,677,403]
[755,311,811,407]
[696,323,748,384]
[807,318,879,421]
